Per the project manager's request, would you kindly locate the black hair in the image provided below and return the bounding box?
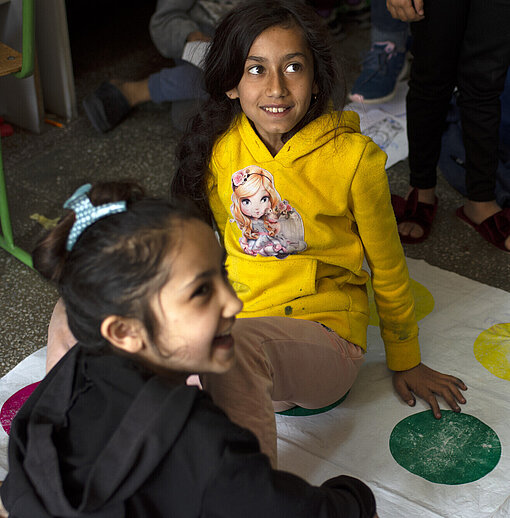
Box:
[172,0,346,220]
[33,181,205,349]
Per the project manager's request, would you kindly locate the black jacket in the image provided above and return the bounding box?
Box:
[1,345,376,517]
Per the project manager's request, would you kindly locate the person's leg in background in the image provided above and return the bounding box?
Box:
[148,61,207,132]
[398,0,510,250]
[500,69,510,155]
[395,0,468,242]
[202,316,364,467]
[83,61,206,133]
[146,60,205,105]
[455,0,510,251]
[349,0,409,103]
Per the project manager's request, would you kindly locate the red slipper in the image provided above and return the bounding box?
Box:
[456,206,510,252]
[391,188,438,244]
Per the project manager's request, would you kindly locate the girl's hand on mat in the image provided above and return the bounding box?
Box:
[392,363,467,419]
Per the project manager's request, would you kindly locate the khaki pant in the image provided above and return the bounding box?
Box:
[202,316,365,467]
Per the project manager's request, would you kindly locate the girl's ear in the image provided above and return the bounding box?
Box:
[226,88,239,100]
[101,316,145,354]
[312,82,319,95]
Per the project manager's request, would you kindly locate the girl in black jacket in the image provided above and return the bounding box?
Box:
[1,181,377,517]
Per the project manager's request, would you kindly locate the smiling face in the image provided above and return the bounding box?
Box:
[240,185,271,219]
[143,219,242,375]
[226,24,317,155]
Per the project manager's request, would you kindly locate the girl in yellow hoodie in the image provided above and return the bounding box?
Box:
[172,0,468,465]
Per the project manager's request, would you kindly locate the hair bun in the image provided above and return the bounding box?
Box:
[32,181,146,282]
[88,181,145,206]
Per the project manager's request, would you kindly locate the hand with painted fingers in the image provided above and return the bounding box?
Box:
[393,363,467,419]
[386,0,424,22]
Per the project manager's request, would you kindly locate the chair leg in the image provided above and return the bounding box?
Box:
[0,137,33,267]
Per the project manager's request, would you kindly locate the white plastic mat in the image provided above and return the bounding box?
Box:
[277,258,510,517]
[1,258,509,517]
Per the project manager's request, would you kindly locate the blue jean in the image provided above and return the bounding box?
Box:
[147,59,207,131]
[371,0,408,51]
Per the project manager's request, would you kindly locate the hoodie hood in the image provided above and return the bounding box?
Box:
[232,110,361,167]
[1,345,199,517]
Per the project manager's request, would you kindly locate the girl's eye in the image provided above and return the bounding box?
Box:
[191,283,212,299]
[241,198,251,206]
[248,65,264,75]
[286,63,302,73]
[261,196,269,203]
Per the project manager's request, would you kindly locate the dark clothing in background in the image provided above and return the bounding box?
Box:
[407,0,510,202]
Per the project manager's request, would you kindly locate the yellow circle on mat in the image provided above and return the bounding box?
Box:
[368,278,434,326]
[474,324,510,381]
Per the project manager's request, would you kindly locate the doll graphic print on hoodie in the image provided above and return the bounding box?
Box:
[230,166,306,258]
[208,112,420,370]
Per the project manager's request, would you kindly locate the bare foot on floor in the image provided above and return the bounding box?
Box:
[398,187,436,240]
[462,200,510,250]
[111,79,151,107]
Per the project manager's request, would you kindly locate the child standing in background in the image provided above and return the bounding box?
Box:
[173,0,467,462]
[1,182,378,518]
[387,0,510,250]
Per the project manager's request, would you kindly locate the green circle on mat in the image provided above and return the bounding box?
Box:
[276,391,349,416]
[473,323,510,381]
[390,410,501,485]
[368,278,434,326]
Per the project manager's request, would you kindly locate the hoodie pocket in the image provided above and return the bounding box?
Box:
[228,256,318,312]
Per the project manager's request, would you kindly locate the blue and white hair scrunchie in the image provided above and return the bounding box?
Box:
[63,183,127,251]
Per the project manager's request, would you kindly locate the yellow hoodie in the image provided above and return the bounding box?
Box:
[208,111,420,371]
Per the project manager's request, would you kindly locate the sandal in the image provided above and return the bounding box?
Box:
[391,188,438,244]
[82,81,132,133]
[456,206,510,252]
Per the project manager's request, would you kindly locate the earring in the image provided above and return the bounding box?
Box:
[312,93,318,101]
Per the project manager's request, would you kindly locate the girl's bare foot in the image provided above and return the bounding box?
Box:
[462,200,510,250]
[398,187,436,239]
[463,199,501,224]
[111,79,151,107]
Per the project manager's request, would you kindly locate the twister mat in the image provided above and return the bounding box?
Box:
[1,258,509,517]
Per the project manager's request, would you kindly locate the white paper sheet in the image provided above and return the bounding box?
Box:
[345,82,410,168]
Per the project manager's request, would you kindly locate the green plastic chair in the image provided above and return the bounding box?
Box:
[0,0,34,267]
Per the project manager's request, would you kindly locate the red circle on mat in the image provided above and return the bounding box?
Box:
[1,382,40,435]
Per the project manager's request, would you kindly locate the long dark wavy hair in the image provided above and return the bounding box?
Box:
[33,182,204,349]
[172,0,346,220]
